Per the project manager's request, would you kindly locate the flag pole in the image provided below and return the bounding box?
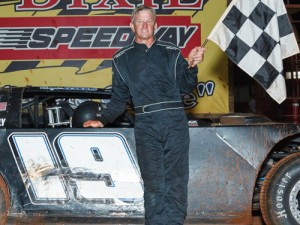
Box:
[201,39,209,47]
[187,0,238,69]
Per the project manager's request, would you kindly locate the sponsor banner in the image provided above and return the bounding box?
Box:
[0,0,229,114]
[0,16,199,59]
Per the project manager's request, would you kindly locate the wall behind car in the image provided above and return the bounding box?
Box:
[0,0,228,114]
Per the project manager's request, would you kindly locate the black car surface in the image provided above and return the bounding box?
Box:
[0,86,300,225]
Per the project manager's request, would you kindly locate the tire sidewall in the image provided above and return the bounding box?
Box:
[264,156,300,225]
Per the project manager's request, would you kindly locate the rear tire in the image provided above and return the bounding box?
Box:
[0,175,9,225]
[260,152,300,225]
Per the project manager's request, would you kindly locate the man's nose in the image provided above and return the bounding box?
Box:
[142,21,148,27]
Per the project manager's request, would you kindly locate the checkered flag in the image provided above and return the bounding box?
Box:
[208,0,299,104]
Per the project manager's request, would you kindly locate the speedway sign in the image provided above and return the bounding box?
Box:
[0,0,229,114]
[0,16,199,60]
[0,0,204,59]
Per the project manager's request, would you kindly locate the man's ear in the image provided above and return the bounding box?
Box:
[130,22,135,33]
[154,22,157,30]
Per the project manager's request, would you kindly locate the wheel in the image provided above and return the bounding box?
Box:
[0,175,9,225]
[260,152,300,225]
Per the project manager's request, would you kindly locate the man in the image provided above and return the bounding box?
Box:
[84,5,205,225]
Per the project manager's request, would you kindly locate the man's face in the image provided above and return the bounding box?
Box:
[130,10,157,44]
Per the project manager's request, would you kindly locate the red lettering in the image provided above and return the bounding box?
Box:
[67,0,89,10]
[91,0,110,9]
[92,0,133,9]
[16,0,60,10]
[141,0,158,8]
[164,0,203,9]
[15,0,204,11]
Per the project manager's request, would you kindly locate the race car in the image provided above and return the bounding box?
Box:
[0,85,300,225]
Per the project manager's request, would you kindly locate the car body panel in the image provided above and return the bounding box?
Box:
[0,86,299,224]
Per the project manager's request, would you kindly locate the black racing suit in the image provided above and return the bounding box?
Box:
[99,40,198,225]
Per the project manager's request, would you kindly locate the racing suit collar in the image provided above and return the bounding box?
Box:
[134,37,156,50]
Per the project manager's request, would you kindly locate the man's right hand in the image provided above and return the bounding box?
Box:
[83,120,104,128]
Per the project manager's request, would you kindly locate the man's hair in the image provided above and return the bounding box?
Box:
[131,5,156,23]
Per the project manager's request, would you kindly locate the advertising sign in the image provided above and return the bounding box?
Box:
[0,0,228,113]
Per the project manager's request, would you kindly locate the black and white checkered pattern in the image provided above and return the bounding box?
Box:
[208,0,299,104]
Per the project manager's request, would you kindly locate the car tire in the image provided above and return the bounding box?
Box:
[260,152,300,225]
[0,175,9,225]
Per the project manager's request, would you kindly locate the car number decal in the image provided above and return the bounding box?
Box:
[8,133,68,204]
[8,132,144,206]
